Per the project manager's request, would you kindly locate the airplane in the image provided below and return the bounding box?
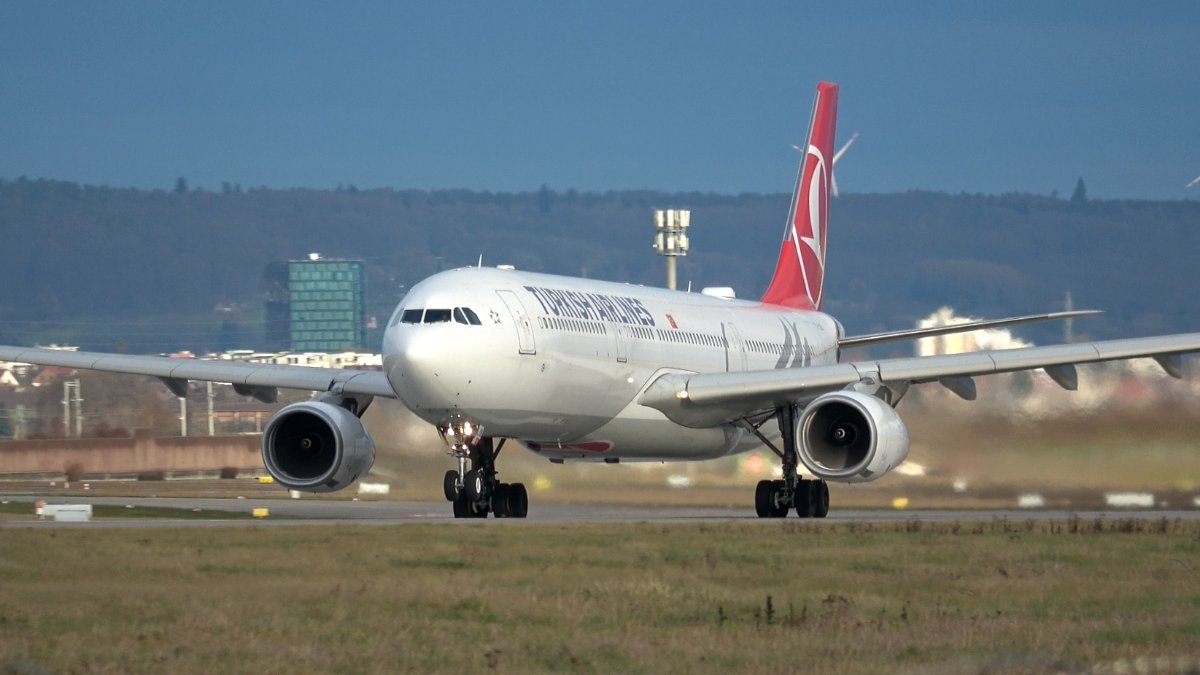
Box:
[3,81,1199,519]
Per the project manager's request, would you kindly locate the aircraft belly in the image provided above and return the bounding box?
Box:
[520,388,752,462]
[522,418,745,461]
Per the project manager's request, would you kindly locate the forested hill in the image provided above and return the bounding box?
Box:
[2,177,1198,353]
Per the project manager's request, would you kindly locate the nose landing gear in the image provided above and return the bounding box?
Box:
[437,415,528,519]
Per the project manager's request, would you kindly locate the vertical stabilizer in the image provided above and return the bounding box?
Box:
[761,81,839,310]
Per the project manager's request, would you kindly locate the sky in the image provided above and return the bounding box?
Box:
[2,1,1198,199]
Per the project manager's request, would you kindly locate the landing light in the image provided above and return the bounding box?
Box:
[437,413,484,452]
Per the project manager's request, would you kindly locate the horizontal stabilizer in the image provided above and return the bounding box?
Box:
[839,310,1102,349]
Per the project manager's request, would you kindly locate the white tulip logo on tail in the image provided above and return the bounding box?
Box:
[792,144,829,308]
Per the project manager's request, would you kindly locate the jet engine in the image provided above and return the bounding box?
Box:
[796,391,909,483]
[262,401,376,493]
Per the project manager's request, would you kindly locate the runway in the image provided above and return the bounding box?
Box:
[3,494,1199,528]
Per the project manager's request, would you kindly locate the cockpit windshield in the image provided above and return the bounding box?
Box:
[454,308,482,325]
[395,307,482,326]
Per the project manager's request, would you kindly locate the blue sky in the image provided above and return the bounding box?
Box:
[2,1,1198,199]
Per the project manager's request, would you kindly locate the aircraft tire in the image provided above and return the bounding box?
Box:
[795,480,815,518]
[443,470,460,502]
[463,469,485,502]
[452,497,471,518]
[492,484,511,518]
[508,483,529,518]
[754,480,774,518]
[814,480,830,518]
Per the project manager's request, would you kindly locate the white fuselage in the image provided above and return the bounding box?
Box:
[381,267,841,461]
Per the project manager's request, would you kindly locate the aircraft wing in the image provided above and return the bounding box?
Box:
[838,310,1101,349]
[639,332,1200,428]
[0,346,396,401]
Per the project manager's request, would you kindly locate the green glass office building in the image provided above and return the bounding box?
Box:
[265,258,365,352]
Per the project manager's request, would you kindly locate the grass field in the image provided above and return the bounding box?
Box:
[2,519,1199,674]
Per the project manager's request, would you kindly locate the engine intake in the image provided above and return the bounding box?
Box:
[262,401,376,493]
[796,391,909,483]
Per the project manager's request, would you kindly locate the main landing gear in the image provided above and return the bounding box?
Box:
[438,415,527,519]
[745,406,830,519]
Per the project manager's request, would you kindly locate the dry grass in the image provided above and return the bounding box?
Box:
[1,519,1199,674]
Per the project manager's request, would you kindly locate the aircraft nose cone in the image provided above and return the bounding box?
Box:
[394,328,440,381]
[385,327,462,414]
[397,330,430,369]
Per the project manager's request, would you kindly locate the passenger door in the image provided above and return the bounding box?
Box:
[613,325,628,363]
[722,322,748,372]
[496,290,537,355]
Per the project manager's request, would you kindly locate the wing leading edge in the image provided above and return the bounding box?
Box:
[0,346,396,399]
[640,332,1200,428]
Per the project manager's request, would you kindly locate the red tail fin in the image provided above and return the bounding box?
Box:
[761,81,839,310]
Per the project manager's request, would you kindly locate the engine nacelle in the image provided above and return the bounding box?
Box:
[262,401,376,493]
[796,391,909,483]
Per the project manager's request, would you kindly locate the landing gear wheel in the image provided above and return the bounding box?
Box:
[452,497,471,519]
[770,480,789,517]
[463,469,485,502]
[472,501,488,518]
[443,470,460,502]
[814,480,830,518]
[754,480,774,518]
[507,483,529,518]
[492,484,511,518]
[754,480,790,518]
[795,479,815,518]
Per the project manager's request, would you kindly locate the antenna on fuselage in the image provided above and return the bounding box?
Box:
[477,254,483,268]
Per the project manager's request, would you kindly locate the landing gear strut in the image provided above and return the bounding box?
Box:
[438,417,528,519]
[746,407,829,519]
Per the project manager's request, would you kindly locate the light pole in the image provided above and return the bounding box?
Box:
[652,209,690,290]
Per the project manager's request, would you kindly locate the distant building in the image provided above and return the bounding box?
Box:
[264,254,365,352]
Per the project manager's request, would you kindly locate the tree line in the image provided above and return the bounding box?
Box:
[1,176,1198,354]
